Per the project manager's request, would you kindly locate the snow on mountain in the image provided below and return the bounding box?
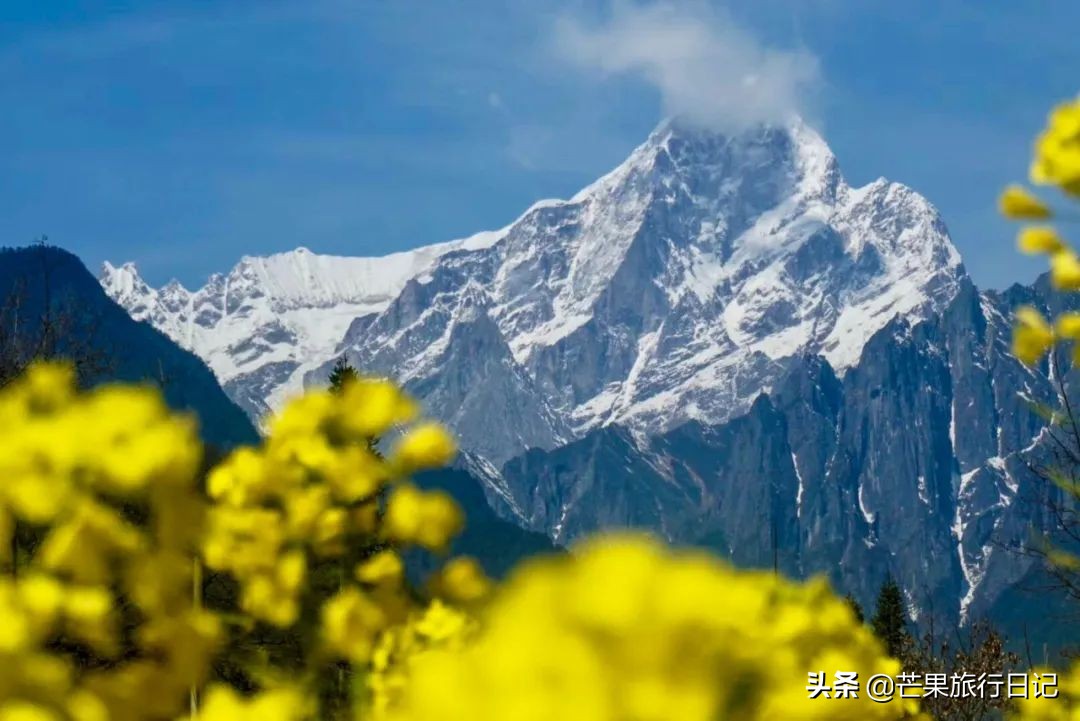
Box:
[100,236,501,420]
[309,117,963,460]
[102,116,964,459]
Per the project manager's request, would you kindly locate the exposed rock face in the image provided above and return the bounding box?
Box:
[101,117,1072,635]
[316,119,963,466]
[104,118,963,463]
[496,275,1068,630]
[100,242,490,422]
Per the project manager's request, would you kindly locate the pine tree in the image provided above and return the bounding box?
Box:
[843,593,864,624]
[324,354,366,714]
[328,356,358,395]
[871,576,911,659]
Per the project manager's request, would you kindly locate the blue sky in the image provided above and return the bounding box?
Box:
[0,0,1076,290]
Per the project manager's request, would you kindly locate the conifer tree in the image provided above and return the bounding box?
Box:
[323,354,368,714]
[328,356,358,394]
[871,576,911,659]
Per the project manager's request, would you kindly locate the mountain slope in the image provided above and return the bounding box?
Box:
[315,119,964,462]
[97,117,1073,636]
[495,275,1061,630]
[103,117,965,465]
[101,235,501,421]
[2,245,258,448]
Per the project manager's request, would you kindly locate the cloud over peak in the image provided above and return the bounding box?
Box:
[554,1,820,131]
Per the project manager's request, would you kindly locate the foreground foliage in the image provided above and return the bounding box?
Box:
[1005,95,1080,720]
[0,360,930,720]
[382,535,926,721]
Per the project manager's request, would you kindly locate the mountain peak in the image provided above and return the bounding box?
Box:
[100,259,140,278]
[645,114,834,165]
[590,114,844,223]
[99,260,150,302]
[103,118,965,451]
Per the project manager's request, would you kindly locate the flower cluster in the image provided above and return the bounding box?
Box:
[1003,95,1080,721]
[202,378,459,632]
[1030,99,1080,196]
[381,535,929,721]
[0,362,946,721]
[367,600,477,718]
[0,362,473,721]
[1003,97,1080,365]
[0,363,218,721]
[1011,665,1080,720]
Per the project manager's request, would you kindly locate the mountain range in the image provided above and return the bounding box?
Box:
[0,245,259,449]
[100,117,1072,643]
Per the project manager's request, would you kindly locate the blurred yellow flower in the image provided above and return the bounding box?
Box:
[392,423,457,472]
[1000,185,1051,219]
[369,601,477,718]
[1012,665,1080,720]
[1018,226,1065,255]
[196,686,309,721]
[1052,250,1080,290]
[383,485,463,552]
[431,556,492,603]
[337,379,419,439]
[1031,97,1080,196]
[322,587,390,662]
[356,550,405,587]
[381,535,925,721]
[0,701,59,721]
[1056,312,1080,340]
[1013,306,1055,365]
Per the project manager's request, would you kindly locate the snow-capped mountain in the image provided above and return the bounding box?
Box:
[311,117,963,461]
[496,275,1066,635]
[101,233,501,420]
[104,116,965,460]
[101,117,1074,641]
[103,119,956,460]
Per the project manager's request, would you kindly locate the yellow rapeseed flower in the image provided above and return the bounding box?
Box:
[1057,313,1080,340]
[311,507,347,556]
[0,364,227,721]
[1017,226,1065,255]
[1000,185,1051,219]
[337,379,419,439]
[206,447,272,507]
[380,534,928,721]
[323,445,387,503]
[1056,313,1080,366]
[22,363,76,413]
[392,423,457,472]
[1012,664,1080,720]
[196,685,310,721]
[0,701,59,721]
[267,390,337,441]
[322,587,390,662]
[1031,97,1080,196]
[1052,250,1080,290]
[431,556,492,603]
[368,601,477,718]
[16,575,64,637]
[356,550,405,587]
[38,502,145,585]
[383,485,463,552]
[411,600,473,645]
[1013,307,1055,366]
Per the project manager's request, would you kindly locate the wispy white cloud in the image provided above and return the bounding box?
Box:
[553,1,820,130]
